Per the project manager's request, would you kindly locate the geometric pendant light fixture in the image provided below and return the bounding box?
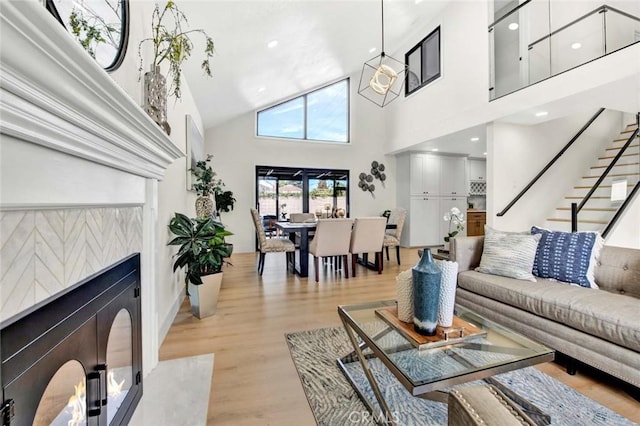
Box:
[358,0,408,107]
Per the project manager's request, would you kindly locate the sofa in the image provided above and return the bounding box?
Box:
[450,236,640,389]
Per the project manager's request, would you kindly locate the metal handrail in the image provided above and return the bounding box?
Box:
[496,108,606,217]
[576,127,639,213]
[529,5,640,49]
[602,181,640,237]
[488,0,532,30]
[572,113,640,233]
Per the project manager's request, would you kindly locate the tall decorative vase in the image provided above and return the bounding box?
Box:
[143,65,171,135]
[395,269,413,323]
[412,247,442,336]
[435,260,459,328]
[195,195,214,218]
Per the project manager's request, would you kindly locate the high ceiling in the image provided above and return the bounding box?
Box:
[178,0,450,130]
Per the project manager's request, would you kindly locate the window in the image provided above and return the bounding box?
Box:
[405,27,441,95]
[257,79,349,143]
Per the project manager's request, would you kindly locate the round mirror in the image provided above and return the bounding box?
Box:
[45,0,129,71]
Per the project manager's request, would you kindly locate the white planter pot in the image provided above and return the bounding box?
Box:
[188,272,223,319]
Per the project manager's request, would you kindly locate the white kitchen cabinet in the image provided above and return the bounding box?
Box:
[439,197,468,241]
[397,153,469,247]
[468,159,486,181]
[408,197,440,246]
[439,156,467,196]
[410,154,440,195]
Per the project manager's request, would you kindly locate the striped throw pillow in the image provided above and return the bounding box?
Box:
[476,233,542,281]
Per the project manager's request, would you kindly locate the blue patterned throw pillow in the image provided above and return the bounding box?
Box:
[531,226,600,288]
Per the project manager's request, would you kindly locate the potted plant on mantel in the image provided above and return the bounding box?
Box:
[168,213,232,319]
[138,0,214,135]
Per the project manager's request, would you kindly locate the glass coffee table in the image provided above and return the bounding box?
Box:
[337,300,555,425]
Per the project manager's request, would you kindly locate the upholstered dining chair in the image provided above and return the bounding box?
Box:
[349,217,387,277]
[250,208,295,275]
[289,212,316,247]
[383,208,407,265]
[308,218,354,283]
[289,213,315,223]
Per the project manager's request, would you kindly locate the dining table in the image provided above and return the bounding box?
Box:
[275,221,396,278]
[274,222,317,277]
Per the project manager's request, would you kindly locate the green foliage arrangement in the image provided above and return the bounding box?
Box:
[168,213,232,286]
[190,154,235,217]
[138,0,214,99]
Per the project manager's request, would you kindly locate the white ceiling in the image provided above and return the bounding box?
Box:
[179,0,450,129]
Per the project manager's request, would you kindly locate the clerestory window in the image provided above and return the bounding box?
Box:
[256,79,350,143]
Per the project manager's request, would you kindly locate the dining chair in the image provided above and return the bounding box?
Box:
[250,208,295,275]
[289,213,316,247]
[308,218,354,282]
[349,217,387,277]
[383,208,407,264]
[289,213,315,223]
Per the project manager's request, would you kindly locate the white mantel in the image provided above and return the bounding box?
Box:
[1,1,183,374]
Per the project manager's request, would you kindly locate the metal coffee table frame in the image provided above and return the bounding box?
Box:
[337,300,555,426]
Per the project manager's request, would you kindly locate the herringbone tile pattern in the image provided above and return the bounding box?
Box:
[0,207,142,322]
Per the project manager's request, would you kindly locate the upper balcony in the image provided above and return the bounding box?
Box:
[489,1,640,100]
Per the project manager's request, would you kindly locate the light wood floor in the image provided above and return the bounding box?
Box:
[159,248,640,425]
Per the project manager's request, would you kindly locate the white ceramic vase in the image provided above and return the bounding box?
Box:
[395,269,414,323]
[435,260,459,327]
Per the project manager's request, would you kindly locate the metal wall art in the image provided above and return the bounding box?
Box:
[358,161,387,198]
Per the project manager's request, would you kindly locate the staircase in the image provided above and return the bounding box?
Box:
[546,121,640,232]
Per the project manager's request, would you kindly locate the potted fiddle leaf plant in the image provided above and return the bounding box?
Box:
[168,212,232,319]
[138,0,215,134]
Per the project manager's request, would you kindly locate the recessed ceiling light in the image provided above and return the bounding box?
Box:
[571,42,582,50]
[258,87,266,93]
[415,0,424,4]
[470,137,480,142]
[508,22,519,31]
[431,148,439,152]
[535,111,549,117]
[369,47,376,53]
[483,152,487,156]
[267,40,279,49]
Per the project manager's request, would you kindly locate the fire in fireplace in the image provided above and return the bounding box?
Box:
[1,254,142,426]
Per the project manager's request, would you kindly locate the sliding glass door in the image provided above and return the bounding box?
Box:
[256,166,350,219]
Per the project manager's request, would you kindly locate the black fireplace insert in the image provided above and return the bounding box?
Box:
[1,253,142,426]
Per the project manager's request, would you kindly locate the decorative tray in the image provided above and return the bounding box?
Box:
[375,306,487,350]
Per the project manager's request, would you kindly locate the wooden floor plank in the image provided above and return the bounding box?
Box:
[159,248,640,425]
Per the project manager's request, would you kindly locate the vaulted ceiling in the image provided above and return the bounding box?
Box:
[178,0,450,130]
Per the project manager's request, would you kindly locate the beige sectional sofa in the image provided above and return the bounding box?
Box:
[450,236,640,389]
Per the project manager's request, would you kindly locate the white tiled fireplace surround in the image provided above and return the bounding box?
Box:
[0,2,182,374]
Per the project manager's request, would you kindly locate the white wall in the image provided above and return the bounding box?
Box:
[384,0,640,155]
[109,3,204,345]
[205,72,396,253]
[385,0,490,153]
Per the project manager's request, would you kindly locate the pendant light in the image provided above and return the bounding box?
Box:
[358,0,408,107]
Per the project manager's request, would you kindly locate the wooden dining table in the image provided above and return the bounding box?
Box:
[275,221,396,278]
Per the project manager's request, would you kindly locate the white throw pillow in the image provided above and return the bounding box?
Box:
[476,233,542,281]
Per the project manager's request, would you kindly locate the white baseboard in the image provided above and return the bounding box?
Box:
[158,291,185,347]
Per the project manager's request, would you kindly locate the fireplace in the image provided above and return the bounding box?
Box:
[1,254,142,426]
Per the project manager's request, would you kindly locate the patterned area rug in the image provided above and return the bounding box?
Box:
[285,327,636,426]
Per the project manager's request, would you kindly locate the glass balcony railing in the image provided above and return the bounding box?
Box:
[489,1,640,100]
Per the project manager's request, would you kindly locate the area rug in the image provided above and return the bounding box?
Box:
[285,327,636,426]
[129,353,214,426]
